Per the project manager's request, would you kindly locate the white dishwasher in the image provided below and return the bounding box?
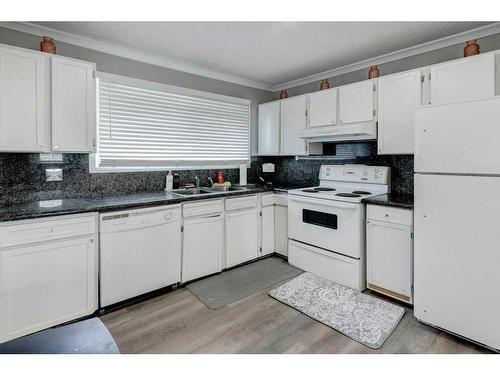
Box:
[99,205,182,307]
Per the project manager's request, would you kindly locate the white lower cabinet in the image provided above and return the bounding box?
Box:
[274,193,288,257]
[182,214,224,282]
[366,205,413,304]
[0,213,98,343]
[261,205,275,256]
[225,198,259,268]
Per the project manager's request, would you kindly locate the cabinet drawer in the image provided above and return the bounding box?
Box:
[183,199,223,218]
[225,195,258,211]
[0,214,97,248]
[367,205,412,226]
[274,193,288,207]
[260,193,275,207]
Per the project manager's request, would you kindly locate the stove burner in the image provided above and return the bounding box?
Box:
[302,189,320,193]
[336,193,362,198]
[314,187,336,192]
[352,191,371,195]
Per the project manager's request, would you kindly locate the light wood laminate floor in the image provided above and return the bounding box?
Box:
[100,284,490,354]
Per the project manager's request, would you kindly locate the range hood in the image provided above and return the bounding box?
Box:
[299,122,377,143]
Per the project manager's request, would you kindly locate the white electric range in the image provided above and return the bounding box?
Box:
[287,164,391,291]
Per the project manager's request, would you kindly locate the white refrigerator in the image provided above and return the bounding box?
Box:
[414,96,500,351]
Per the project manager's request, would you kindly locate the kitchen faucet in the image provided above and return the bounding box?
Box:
[207,176,214,188]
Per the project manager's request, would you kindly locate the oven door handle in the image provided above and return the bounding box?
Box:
[288,195,359,209]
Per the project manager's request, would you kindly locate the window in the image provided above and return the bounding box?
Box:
[92,72,251,172]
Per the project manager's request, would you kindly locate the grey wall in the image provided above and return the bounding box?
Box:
[0,27,274,155]
[2,26,500,202]
[255,32,500,196]
[275,33,500,98]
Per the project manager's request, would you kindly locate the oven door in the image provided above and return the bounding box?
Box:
[288,195,364,259]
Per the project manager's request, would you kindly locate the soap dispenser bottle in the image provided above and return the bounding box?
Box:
[165,170,173,191]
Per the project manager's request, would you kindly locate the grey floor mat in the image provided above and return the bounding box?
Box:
[186,256,303,309]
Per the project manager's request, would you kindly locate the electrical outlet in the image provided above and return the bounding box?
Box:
[46,169,63,182]
[39,153,63,163]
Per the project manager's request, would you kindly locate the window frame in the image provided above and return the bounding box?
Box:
[90,72,251,174]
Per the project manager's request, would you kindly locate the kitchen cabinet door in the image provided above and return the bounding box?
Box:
[366,218,413,303]
[258,101,280,155]
[0,237,97,343]
[274,204,288,257]
[182,214,224,282]
[261,205,275,256]
[225,208,259,267]
[338,80,376,125]
[0,46,48,152]
[430,53,495,105]
[281,96,307,155]
[51,56,95,152]
[308,88,338,127]
[377,70,422,155]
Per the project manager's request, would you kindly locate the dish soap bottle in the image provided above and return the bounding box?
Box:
[173,172,180,189]
[165,170,173,191]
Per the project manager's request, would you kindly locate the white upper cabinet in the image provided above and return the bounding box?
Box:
[0,44,96,153]
[338,79,376,125]
[51,56,96,152]
[430,53,495,105]
[377,69,423,155]
[0,46,48,152]
[308,88,338,127]
[281,95,307,155]
[258,101,280,155]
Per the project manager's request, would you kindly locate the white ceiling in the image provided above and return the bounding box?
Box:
[32,21,494,89]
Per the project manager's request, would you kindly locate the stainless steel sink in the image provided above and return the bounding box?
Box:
[171,188,214,196]
[204,186,245,192]
[171,185,250,197]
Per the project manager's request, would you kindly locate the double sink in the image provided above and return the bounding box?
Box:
[171,186,252,197]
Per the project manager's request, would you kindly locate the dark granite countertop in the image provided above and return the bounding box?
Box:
[0,185,307,222]
[271,184,309,193]
[362,193,414,210]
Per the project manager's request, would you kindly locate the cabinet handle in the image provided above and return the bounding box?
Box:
[89,238,94,243]
[385,213,390,217]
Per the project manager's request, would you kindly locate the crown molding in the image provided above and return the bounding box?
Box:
[3,21,500,94]
[0,21,274,92]
[272,22,500,91]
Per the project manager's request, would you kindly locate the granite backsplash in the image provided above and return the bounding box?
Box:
[0,153,249,205]
[256,143,414,195]
[0,142,413,205]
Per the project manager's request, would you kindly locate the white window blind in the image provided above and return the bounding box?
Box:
[95,72,251,170]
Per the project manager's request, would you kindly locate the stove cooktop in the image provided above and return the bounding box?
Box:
[289,186,385,203]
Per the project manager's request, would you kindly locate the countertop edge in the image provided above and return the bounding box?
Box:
[0,187,276,223]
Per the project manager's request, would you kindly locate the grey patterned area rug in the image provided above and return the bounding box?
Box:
[269,272,405,349]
